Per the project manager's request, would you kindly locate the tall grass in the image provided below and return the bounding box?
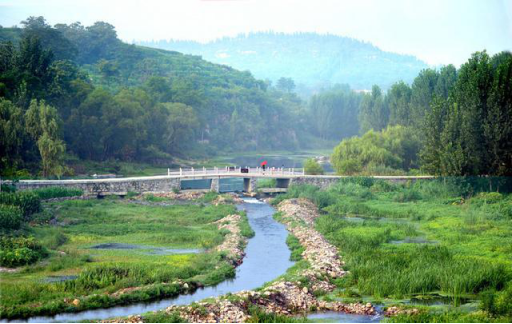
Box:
[282,178,512,306]
[0,199,242,319]
[31,187,84,200]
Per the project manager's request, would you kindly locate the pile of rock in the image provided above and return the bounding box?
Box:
[102,315,144,323]
[212,194,244,205]
[384,306,420,317]
[166,299,249,323]
[214,214,246,265]
[138,191,206,201]
[277,199,346,283]
[162,280,375,322]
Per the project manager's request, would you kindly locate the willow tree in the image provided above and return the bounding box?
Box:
[24,99,66,177]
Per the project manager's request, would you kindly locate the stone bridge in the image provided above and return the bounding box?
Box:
[9,167,434,196]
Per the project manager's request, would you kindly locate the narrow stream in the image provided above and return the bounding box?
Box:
[12,197,294,323]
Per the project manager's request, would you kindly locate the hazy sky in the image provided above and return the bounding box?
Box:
[0,0,511,66]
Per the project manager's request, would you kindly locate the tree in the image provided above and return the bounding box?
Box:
[358,85,388,133]
[37,131,66,178]
[420,97,448,175]
[410,68,439,125]
[451,51,493,175]
[388,81,412,126]
[0,99,25,172]
[434,65,457,99]
[164,103,199,155]
[331,125,421,175]
[276,77,295,93]
[21,16,77,61]
[24,99,66,177]
[304,158,324,175]
[308,85,361,140]
[97,59,119,81]
[484,52,512,175]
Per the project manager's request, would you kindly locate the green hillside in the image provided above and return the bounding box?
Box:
[139,32,429,93]
[0,18,315,176]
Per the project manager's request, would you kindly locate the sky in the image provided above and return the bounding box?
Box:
[0,0,511,66]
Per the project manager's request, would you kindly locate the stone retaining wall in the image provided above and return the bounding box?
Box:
[290,175,433,190]
[14,177,181,196]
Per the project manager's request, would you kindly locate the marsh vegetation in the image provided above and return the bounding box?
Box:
[273,178,512,322]
[0,193,250,319]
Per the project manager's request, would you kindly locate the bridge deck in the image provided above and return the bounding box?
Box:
[11,171,434,185]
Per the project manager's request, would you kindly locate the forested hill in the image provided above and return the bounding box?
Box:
[0,18,315,176]
[139,32,429,93]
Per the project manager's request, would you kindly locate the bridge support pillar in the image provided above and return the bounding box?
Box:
[210,177,220,192]
[243,178,257,193]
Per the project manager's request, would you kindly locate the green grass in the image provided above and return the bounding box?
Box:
[258,178,277,188]
[279,179,512,322]
[31,187,84,200]
[0,199,240,319]
[286,234,305,262]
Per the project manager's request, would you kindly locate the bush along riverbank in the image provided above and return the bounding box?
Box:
[107,198,375,323]
[0,190,251,320]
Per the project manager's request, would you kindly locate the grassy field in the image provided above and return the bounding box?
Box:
[273,178,512,322]
[0,197,245,319]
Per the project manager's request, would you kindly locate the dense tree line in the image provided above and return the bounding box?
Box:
[334,51,512,176]
[308,84,362,140]
[421,52,512,176]
[0,17,315,177]
[2,17,510,178]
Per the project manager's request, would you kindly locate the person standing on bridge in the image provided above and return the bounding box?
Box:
[261,160,267,173]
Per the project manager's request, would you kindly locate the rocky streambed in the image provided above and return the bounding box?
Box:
[123,198,377,323]
[14,196,413,323]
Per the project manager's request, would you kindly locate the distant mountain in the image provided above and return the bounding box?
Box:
[138,32,429,93]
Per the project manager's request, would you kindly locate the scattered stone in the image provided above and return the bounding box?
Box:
[212,193,244,205]
[384,306,420,317]
[138,191,206,201]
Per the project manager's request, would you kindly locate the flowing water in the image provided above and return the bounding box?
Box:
[6,197,388,323]
[307,310,383,323]
[10,197,293,323]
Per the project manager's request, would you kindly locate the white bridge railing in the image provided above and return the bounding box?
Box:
[166,166,305,177]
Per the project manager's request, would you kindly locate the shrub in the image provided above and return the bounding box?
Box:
[338,177,376,188]
[393,189,422,202]
[0,191,41,219]
[1,183,17,193]
[0,205,23,231]
[199,191,219,203]
[371,180,399,192]
[473,192,503,204]
[480,284,512,317]
[331,182,373,199]
[0,236,47,267]
[32,187,83,200]
[304,158,324,175]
